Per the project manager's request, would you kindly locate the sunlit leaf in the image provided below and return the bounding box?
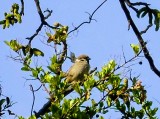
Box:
[32,48,44,56]
[4,40,22,51]
[130,44,140,55]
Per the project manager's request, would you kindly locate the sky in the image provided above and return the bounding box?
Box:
[1,0,160,118]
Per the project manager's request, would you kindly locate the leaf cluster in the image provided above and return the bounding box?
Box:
[18,59,158,119]
[0,97,15,117]
[0,3,22,29]
[46,23,68,44]
[137,6,160,31]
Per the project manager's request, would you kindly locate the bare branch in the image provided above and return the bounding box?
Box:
[34,0,45,22]
[34,87,74,118]
[140,24,152,35]
[127,1,150,6]
[26,0,56,45]
[68,0,107,35]
[26,23,43,45]
[124,0,150,13]
[30,85,35,116]
[20,0,24,15]
[44,9,53,19]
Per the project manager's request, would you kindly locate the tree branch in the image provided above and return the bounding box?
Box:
[20,0,24,15]
[34,87,74,118]
[34,0,45,22]
[68,0,107,35]
[30,85,35,116]
[26,0,56,45]
[119,0,160,77]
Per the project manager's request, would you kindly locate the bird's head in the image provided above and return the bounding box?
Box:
[76,54,91,63]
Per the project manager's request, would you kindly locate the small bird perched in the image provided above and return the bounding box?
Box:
[34,54,90,118]
[66,54,91,85]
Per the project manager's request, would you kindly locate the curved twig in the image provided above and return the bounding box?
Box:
[68,0,107,35]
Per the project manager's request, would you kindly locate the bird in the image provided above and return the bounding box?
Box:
[35,54,90,118]
[66,54,91,85]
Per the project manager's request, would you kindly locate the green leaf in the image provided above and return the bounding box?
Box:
[15,14,22,23]
[152,10,160,31]
[31,69,38,78]
[6,97,10,105]
[18,116,25,119]
[150,108,158,116]
[5,19,10,28]
[130,44,140,55]
[99,116,104,119]
[46,32,51,37]
[62,99,70,113]
[137,7,147,18]
[137,109,144,118]
[0,20,5,25]
[141,10,148,18]
[118,103,126,112]
[32,48,44,56]
[51,55,57,64]
[21,65,30,71]
[28,115,37,119]
[155,17,160,31]
[3,23,6,29]
[84,76,95,91]
[4,41,10,46]
[106,96,112,107]
[4,40,22,51]
[91,99,97,107]
[99,101,104,108]
[133,97,141,104]
[74,83,83,96]
[0,99,5,106]
[108,60,116,69]
[43,73,53,83]
[101,60,116,77]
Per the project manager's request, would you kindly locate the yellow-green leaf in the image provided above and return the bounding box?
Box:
[130,44,140,55]
[32,48,44,56]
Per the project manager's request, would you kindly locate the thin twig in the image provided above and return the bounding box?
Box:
[26,22,43,45]
[30,85,35,116]
[122,46,127,63]
[68,0,107,35]
[140,24,152,35]
[44,9,53,19]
